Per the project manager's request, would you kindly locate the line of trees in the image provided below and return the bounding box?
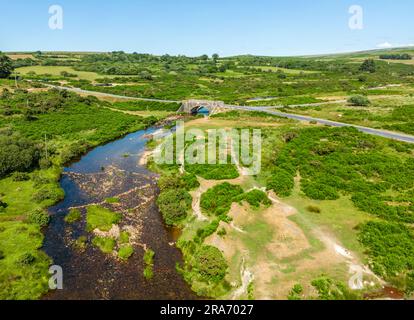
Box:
[379,53,412,60]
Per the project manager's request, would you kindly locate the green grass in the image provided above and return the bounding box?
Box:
[74,236,87,251]
[143,249,155,280]
[16,66,103,81]
[86,206,121,232]
[105,197,120,204]
[92,236,116,254]
[0,221,51,300]
[119,231,130,244]
[64,208,81,224]
[118,245,134,261]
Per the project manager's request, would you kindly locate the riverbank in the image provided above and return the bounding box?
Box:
[0,89,167,299]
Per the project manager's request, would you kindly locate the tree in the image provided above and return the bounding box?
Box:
[0,53,14,78]
[212,53,219,62]
[359,59,376,73]
[348,95,370,106]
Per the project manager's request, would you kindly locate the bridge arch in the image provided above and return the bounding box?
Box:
[179,99,226,115]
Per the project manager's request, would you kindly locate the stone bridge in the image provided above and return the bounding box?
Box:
[178,99,226,115]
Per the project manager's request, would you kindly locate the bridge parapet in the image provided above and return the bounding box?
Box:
[179,99,226,114]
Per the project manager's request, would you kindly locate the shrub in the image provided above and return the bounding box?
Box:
[39,158,52,169]
[359,59,376,73]
[32,186,63,203]
[0,133,40,178]
[302,182,340,200]
[348,95,370,106]
[311,276,361,300]
[288,284,304,300]
[240,190,271,208]
[0,200,7,210]
[28,210,50,227]
[195,245,228,283]
[19,253,36,265]
[157,189,192,226]
[200,183,244,217]
[158,174,185,191]
[196,220,220,242]
[183,173,200,190]
[358,221,414,278]
[11,172,30,182]
[266,168,295,197]
[306,205,321,213]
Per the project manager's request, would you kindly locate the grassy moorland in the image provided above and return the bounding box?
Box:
[8,49,414,104]
[2,48,414,300]
[148,108,414,299]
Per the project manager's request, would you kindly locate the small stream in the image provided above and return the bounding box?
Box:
[43,127,197,300]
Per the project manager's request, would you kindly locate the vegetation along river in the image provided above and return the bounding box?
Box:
[43,127,197,300]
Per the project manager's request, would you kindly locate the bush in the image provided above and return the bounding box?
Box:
[157,189,192,226]
[200,183,244,217]
[358,221,414,278]
[302,182,340,200]
[183,173,200,190]
[28,210,50,227]
[311,276,361,300]
[0,133,40,178]
[39,158,52,169]
[306,205,321,213]
[240,190,271,208]
[288,284,304,300]
[11,172,30,182]
[359,59,376,73]
[195,245,228,283]
[32,186,63,203]
[348,95,370,106]
[0,200,7,210]
[266,168,295,197]
[19,253,36,265]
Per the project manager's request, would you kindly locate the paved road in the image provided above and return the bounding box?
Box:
[42,83,414,144]
[225,105,414,144]
[41,83,181,103]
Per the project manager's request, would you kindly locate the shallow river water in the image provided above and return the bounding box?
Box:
[43,127,197,300]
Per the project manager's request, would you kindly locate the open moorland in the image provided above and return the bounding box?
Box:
[0,48,413,300]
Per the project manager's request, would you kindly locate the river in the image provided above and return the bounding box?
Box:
[43,127,197,300]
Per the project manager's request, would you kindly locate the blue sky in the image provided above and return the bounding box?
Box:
[1,0,413,57]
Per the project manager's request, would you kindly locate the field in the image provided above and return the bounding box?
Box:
[16,66,107,82]
[1,48,414,300]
